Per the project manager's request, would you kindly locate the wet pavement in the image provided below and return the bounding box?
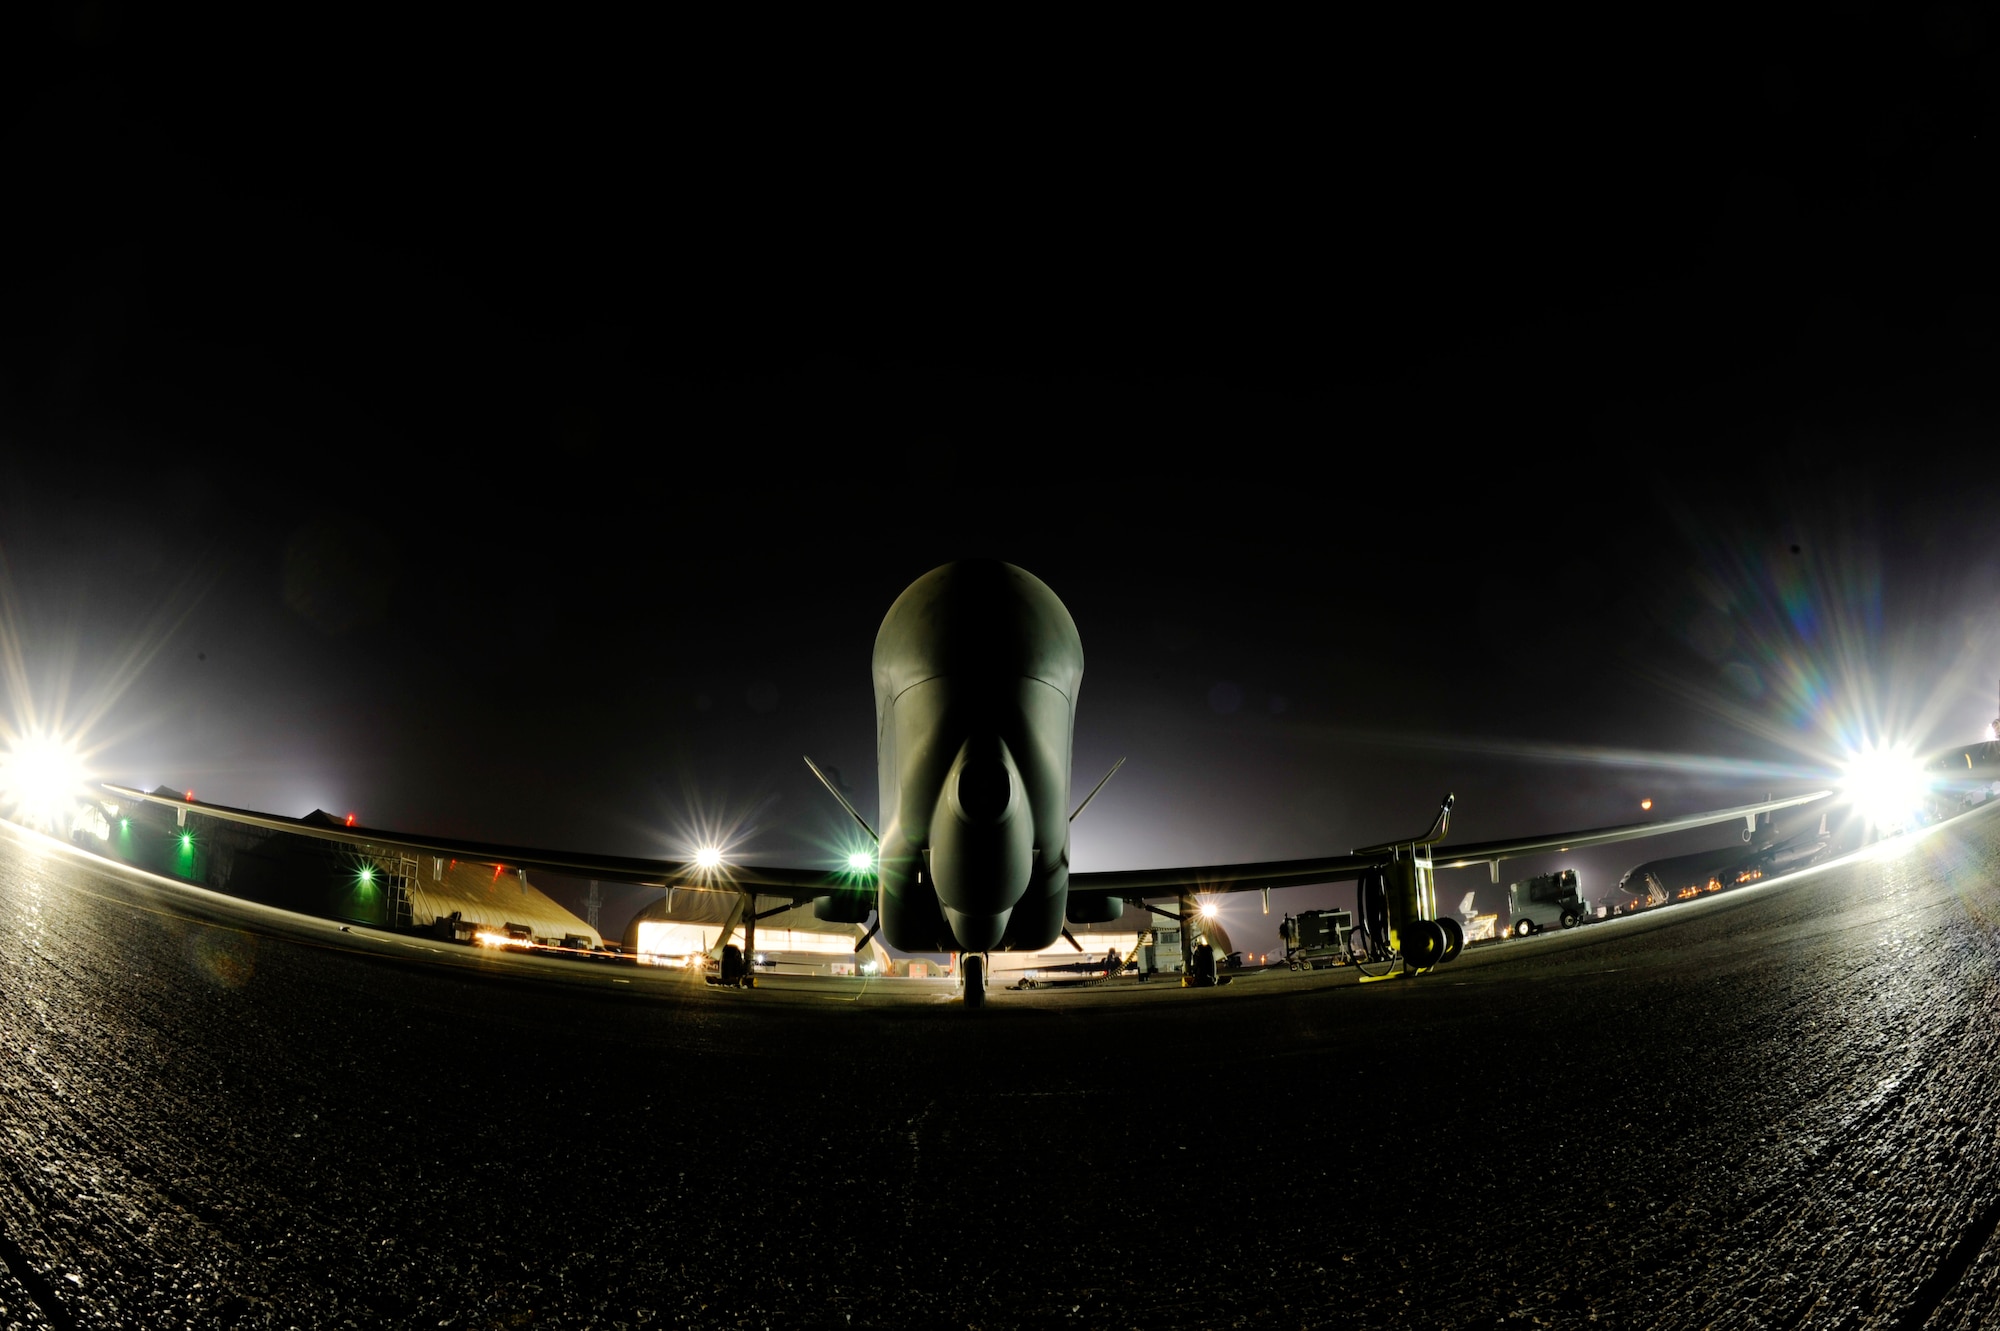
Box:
[4,805,2000,1329]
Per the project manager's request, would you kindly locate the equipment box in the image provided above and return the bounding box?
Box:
[1282,909,1353,969]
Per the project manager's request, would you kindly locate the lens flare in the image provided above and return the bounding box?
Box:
[1840,743,1930,833]
[694,847,723,871]
[0,733,90,832]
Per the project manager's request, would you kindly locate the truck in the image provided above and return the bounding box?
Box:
[1279,908,1354,969]
[1507,869,1588,936]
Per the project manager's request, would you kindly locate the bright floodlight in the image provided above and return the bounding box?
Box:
[1199,900,1219,918]
[847,851,874,871]
[0,734,89,832]
[694,847,723,871]
[1841,743,1930,833]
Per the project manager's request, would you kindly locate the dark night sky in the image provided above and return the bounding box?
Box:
[3,5,1998,944]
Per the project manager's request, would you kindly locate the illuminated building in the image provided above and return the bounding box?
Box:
[623,887,888,975]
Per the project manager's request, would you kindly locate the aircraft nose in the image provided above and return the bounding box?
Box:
[943,905,1009,952]
[947,736,1019,825]
[954,756,1013,823]
[929,735,1036,938]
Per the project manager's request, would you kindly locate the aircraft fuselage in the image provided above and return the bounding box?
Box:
[872,561,1081,953]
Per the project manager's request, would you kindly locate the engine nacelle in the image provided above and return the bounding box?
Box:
[1064,893,1125,925]
[814,892,874,924]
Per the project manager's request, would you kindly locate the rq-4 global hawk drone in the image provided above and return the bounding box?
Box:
[110,561,1829,1007]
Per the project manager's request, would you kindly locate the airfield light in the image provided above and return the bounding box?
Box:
[847,851,874,871]
[0,734,89,831]
[1641,798,1653,811]
[1842,743,1930,833]
[695,847,723,871]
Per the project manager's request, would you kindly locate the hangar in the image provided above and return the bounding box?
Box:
[987,898,1235,983]
[621,894,1235,980]
[623,886,889,975]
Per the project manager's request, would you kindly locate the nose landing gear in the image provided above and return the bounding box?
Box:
[963,953,987,1009]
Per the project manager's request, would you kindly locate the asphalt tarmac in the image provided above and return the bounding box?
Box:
[4,807,2000,1330]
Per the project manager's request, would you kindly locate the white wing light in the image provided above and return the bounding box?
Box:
[1840,743,1930,834]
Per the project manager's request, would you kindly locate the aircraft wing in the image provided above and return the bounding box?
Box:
[1423,791,1833,874]
[1066,849,1387,897]
[101,784,862,900]
[1067,789,1833,898]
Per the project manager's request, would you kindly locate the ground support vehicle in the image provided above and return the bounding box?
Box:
[1280,909,1354,969]
[1507,868,1589,936]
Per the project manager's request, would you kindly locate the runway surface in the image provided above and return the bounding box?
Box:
[4,807,2000,1329]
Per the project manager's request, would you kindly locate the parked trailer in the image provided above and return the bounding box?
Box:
[1280,909,1354,969]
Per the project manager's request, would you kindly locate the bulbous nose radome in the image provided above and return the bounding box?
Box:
[952,753,1014,824]
[929,735,1036,949]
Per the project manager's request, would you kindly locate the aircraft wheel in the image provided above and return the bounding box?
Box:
[1560,908,1580,930]
[964,954,987,1009]
[1514,919,1534,938]
[1437,916,1465,964]
[720,943,745,985]
[1402,919,1446,970]
[1191,943,1218,987]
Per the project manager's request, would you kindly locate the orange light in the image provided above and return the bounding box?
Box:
[1641,798,1653,811]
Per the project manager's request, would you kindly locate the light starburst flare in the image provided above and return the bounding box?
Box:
[0,732,91,833]
[1839,742,1931,834]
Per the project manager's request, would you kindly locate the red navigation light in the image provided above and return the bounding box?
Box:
[492,863,505,880]
[345,812,356,826]
[184,790,195,801]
